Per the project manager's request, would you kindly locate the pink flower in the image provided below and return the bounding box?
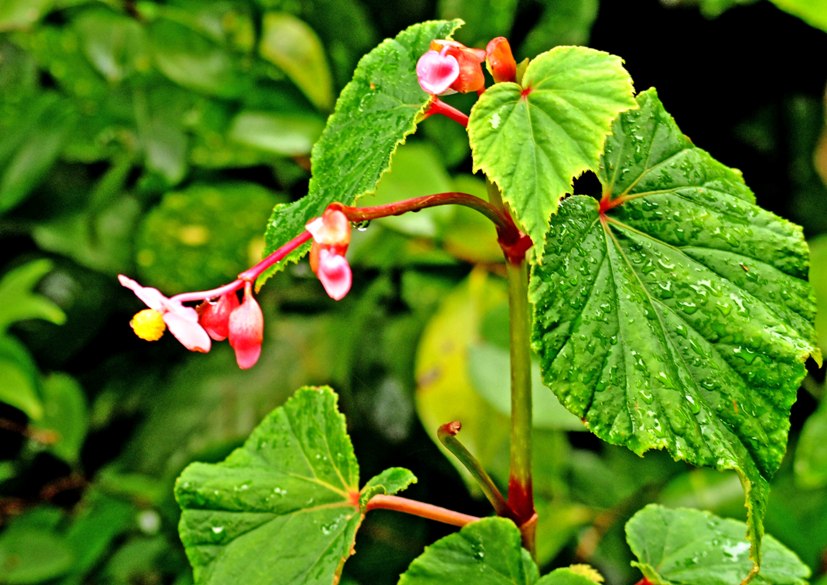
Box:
[306,209,353,301]
[118,275,211,352]
[315,248,352,301]
[422,40,487,94]
[416,49,460,95]
[229,284,263,369]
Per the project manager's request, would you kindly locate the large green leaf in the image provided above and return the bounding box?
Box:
[769,0,827,32]
[262,19,461,274]
[530,89,819,571]
[468,46,635,249]
[175,386,415,585]
[626,505,810,585]
[398,517,538,585]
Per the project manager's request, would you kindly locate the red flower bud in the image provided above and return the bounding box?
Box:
[229,284,263,370]
[198,293,240,341]
[485,37,517,83]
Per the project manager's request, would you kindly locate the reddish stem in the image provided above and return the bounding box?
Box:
[423,96,469,127]
[366,495,480,528]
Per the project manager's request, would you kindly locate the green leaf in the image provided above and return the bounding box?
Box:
[520,0,599,55]
[468,46,635,249]
[808,234,827,353]
[228,110,324,157]
[0,526,73,584]
[148,18,246,98]
[626,505,810,585]
[135,182,278,292]
[176,386,404,585]
[34,373,89,464]
[536,567,603,585]
[794,397,827,489]
[0,96,75,213]
[262,19,462,275]
[0,0,54,31]
[73,7,148,83]
[259,13,333,111]
[360,467,417,505]
[530,88,820,571]
[769,0,827,32]
[0,335,42,420]
[438,0,517,47]
[0,259,65,334]
[398,517,538,585]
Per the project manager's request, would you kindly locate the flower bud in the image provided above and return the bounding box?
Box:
[430,40,486,93]
[229,286,264,370]
[485,37,517,83]
[198,293,240,341]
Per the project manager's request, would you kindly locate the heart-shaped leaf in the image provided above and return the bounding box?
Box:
[626,505,810,585]
[262,19,461,277]
[175,386,415,585]
[398,517,538,584]
[530,88,820,573]
[468,45,635,249]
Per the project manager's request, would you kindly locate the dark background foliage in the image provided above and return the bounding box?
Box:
[0,1,825,583]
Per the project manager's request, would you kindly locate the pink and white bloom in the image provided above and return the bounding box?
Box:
[229,285,264,370]
[306,209,353,301]
[416,48,460,95]
[118,274,211,352]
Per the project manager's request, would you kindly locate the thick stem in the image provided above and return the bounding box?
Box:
[366,495,480,528]
[438,421,511,518]
[487,180,536,552]
[506,259,535,530]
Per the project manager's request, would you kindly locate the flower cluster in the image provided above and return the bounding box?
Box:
[119,208,353,369]
[415,36,517,96]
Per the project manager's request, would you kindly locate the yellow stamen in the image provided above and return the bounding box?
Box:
[130,309,165,341]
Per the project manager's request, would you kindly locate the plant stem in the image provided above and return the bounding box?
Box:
[330,192,516,236]
[423,96,469,127]
[365,495,480,528]
[438,421,511,518]
[486,180,536,553]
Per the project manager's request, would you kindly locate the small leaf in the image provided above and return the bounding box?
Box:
[794,397,827,489]
[259,13,334,111]
[0,335,42,420]
[530,88,820,571]
[769,0,827,32]
[0,259,65,334]
[228,110,324,157]
[360,467,417,506]
[148,18,246,98]
[73,8,148,83]
[262,19,462,276]
[537,567,603,585]
[468,45,635,249]
[626,504,810,585]
[34,373,89,464]
[176,387,371,585]
[398,517,538,585]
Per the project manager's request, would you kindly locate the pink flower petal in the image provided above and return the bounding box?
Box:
[306,209,351,247]
[163,308,212,353]
[229,292,264,369]
[118,274,166,311]
[317,249,352,301]
[416,50,459,95]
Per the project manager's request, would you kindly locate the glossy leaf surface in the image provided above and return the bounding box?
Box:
[262,19,461,274]
[176,386,414,585]
[626,505,810,585]
[398,517,538,585]
[530,89,819,568]
[468,45,635,248]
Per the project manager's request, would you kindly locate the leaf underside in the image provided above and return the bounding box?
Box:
[530,88,819,573]
[261,19,462,278]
